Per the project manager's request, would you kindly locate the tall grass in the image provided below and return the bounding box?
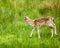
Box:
[0,0,60,48]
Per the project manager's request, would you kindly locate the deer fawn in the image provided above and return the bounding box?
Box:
[24,16,57,38]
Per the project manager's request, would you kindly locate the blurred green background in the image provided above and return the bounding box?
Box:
[0,0,60,48]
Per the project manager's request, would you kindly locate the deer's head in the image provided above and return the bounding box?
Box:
[24,16,30,22]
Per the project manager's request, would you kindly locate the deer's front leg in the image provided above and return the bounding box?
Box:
[37,27,40,39]
[30,28,35,37]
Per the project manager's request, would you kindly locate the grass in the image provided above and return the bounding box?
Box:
[0,0,60,48]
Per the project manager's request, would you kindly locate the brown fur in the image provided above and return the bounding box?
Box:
[24,16,57,38]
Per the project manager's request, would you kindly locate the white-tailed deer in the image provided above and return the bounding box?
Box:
[24,16,57,38]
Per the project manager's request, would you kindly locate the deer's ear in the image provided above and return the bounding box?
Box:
[25,16,27,18]
[24,17,26,20]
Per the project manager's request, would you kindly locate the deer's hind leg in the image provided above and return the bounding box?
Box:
[48,23,57,37]
[53,24,57,35]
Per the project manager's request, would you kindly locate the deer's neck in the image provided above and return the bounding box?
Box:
[27,19,34,26]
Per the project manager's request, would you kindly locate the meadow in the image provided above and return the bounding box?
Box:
[0,0,60,48]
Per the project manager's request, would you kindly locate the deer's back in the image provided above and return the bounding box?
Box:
[34,17,51,26]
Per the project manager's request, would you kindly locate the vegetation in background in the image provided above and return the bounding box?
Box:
[0,0,60,48]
